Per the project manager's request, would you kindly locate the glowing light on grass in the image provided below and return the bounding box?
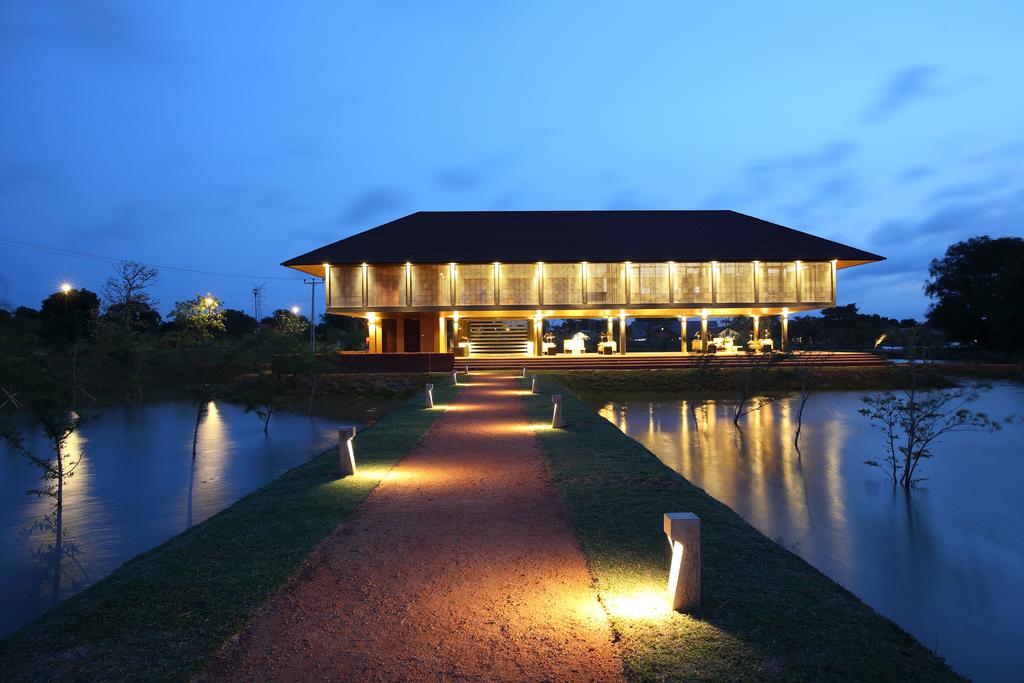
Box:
[603,587,671,620]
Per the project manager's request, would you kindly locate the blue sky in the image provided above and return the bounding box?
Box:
[2,1,1023,320]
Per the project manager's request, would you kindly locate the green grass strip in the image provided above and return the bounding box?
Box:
[519,376,960,682]
[0,383,460,681]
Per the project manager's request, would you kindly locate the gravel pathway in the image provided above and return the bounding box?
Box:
[203,373,623,682]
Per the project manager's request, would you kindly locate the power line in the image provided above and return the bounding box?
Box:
[0,235,304,282]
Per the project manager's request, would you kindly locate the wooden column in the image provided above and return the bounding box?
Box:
[700,315,708,351]
[781,312,789,352]
[679,316,688,354]
[367,317,381,354]
[438,315,448,353]
[618,312,627,355]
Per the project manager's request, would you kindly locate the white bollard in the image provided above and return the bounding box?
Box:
[521,366,528,378]
[465,362,469,374]
[551,394,565,428]
[664,512,700,612]
[531,377,538,393]
[338,426,357,477]
[424,383,434,408]
[451,370,459,386]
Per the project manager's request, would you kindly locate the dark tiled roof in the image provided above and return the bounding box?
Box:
[283,210,883,266]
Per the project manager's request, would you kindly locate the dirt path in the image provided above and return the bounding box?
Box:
[203,373,623,682]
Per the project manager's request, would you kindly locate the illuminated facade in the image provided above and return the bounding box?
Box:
[283,211,883,355]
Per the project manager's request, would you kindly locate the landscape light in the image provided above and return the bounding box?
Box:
[424,383,434,408]
[664,512,701,612]
[531,377,538,393]
[60,282,72,294]
[451,370,459,386]
[291,305,300,315]
[551,394,565,428]
[338,426,357,477]
[203,295,215,307]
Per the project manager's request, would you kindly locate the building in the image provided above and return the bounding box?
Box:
[283,210,883,356]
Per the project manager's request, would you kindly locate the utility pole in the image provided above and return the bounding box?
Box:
[303,279,321,352]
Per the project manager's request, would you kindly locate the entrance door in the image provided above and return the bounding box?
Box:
[403,318,421,352]
[381,319,398,353]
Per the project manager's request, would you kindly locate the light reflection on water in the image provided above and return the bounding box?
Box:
[0,401,361,638]
[597,384,1024,683]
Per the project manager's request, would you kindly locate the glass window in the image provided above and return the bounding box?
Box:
[366,265,405,307]
[799,262,833,302]
[499,263,538,305]
[717,262,754,303]
[673,263,712,304]
[329,265,363,307]
[629,263,669,304]
[542,263,582,305]
[410,264,449,306]
[585,263,624,304]
[455,264,493,306]
[758,262,797,302]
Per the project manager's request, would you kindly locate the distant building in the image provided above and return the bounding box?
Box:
[283,210,883,355]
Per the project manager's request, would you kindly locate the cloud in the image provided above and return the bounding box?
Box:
[900,166,933,182]
[861,66,982,123]
[337,188,406,227]
[0,1,167,62]
[853,186,1024,288]
[707,140,859,221]
[71,200,180,245]
[0,160,50,196]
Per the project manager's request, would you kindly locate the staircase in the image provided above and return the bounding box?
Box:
[462,351,888,370]
[468,320,530,356]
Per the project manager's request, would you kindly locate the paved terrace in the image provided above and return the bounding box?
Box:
[204,374,623,681]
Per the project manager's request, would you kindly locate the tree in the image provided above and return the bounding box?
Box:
[223,308,258,338]
[102,301,161,333]
[237,374,283,433]
[102,260,159,330]
[925,236,1024,353]
[732,351,784,426]
[172,294,226,342]
[792,349,834,452]
[859,334,1001,489]
[0,372,91,605]
[270,308,309,337]
[39,288,100,344]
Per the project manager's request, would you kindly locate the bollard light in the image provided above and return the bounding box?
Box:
[664,512,700,612]
[452,370,459,386]
[521,366,527,378]
[424,383,434,408]
[531,377,538,393]
[551,394,565,428]
[338,426,357,477]
[465,362,469,374]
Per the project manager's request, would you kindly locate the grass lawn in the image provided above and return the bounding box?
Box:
[519,375,961,682]
[0,382,459,682]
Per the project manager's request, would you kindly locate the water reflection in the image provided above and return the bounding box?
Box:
[597,385,1024,683]
[1,400,362,638]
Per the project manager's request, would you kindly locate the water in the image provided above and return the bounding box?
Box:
[0,400,366,638]
[595,384,1024,683]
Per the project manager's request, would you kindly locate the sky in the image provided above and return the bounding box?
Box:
[1,1,1023,321]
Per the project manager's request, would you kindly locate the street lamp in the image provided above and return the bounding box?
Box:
[60,282,72,294]
[291,305,300,315]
